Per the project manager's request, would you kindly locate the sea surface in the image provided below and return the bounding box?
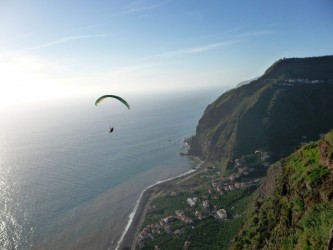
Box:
[0,90,220,250]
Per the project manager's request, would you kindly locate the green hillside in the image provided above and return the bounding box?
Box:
[188,56,333,170]
[230,130,333,249]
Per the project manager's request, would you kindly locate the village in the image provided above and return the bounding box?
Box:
[136,151,271,249]
[269,78,333,87]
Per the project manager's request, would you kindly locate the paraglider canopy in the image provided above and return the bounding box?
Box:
[95,95,130,110]
[95,94,130,133]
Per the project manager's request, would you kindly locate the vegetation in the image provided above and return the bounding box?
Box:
[189,55,333,168]
[230,131,333,249]
[137,152,265,249]
[140,190,252,250]
[137,56,333,249]
[261,56,333,81]
[138,122,333,250]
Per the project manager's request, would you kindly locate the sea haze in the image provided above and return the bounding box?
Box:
[0,90,220,250]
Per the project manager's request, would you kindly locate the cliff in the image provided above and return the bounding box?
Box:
[134,56,333,249]
[188,56,333,168]
[230,130,333,249]
[261,56,333,81]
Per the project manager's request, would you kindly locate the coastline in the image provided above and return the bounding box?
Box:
[117,157,204,250]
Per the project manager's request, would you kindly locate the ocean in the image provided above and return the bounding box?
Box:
[0,90,220,250]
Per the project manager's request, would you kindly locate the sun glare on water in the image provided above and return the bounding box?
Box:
[0,53,83,110]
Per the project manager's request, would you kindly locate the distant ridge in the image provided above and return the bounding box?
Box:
[236,77,259,88]
[188,55,333,169]
[261,55,333,81]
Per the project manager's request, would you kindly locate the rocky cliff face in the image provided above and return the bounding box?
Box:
[188,56,333,167]
[230,130,333,250]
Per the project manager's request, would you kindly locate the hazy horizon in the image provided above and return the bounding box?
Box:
[1,0,333,108]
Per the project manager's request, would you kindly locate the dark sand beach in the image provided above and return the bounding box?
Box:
[118,159,205,250]
[118,187,159,250]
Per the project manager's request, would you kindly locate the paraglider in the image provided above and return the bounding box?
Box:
[95,95,130,133]
[95,95,130,110]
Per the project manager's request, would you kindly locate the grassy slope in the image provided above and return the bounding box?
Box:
[230,131,333,250]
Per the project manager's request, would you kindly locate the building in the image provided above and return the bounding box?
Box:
[183,218,194,224]
[203,200,210,209]
[187,198,196,207]
[216,209,227,220]
[173,229,183,236]
[195,211,203,220]
[175,210,185,217]
[234,182,241,189]
[163,216,174,224]
[184,240,191,249]
[229,175,236,181]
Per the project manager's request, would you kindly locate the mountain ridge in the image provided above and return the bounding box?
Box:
[187,55,333,249]
[188,55,333,170]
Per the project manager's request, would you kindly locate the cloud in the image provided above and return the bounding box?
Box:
[109,0,171,17]
[157,40,238,58]
[63,62,169,95]
[101,62,163,75]
[237,30,277,38]
[152,29,276,58]
[65,23,104,33]
[27,34,112,50]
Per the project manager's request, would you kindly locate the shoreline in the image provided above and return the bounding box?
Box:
[117,157,204,250]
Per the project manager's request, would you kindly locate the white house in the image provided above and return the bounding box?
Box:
[187,198,196,207]
[203,200,210,209]
[216,209,227,219]
[175,210,185,217]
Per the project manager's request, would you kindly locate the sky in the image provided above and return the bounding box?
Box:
[0,0,332,107]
